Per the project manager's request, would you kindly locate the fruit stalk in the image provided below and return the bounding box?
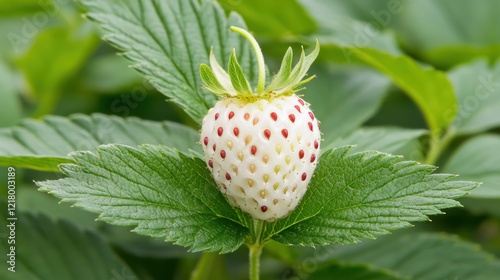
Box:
[249,220,265,280]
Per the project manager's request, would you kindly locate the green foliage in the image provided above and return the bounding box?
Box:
[325,127,426,160]
[218,0,317,37]
[444,135,500,198]
[37,145,249,253]
[0,60,22,127]
[0,113,200,171]
[0,209,137,280]
[307,262,404,280]
[305,65,392,143]
[16,25,98,116]
[36,144,476,253]
[323,47,456,133]
[319,233,500,280]
[387,0,500,68]
[79,0,258,124]
[447,59,500,135]
[264,147,476,245]
[1,0,500,278]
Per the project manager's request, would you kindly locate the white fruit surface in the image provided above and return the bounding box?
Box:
[201,94,321,221]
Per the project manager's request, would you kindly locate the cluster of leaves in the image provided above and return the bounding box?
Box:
[1,0,500,279]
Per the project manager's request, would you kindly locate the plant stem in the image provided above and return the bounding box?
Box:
[249,243,263,280]
[229,26,266,94]
[248,219,265,280]
[424,129,455,165]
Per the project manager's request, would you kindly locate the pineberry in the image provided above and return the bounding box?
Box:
[199,27,320,222]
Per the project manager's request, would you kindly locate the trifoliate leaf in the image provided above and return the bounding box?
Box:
[263,146,477,246]
[36,144,249,253]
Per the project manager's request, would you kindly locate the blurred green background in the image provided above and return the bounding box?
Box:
[1,0,500,279]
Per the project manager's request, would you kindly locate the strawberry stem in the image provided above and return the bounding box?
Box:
[248,219,265,280]
[230,26,266,94]
[249,243,263,280]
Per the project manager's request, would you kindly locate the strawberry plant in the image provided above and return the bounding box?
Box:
[1,0,500,279]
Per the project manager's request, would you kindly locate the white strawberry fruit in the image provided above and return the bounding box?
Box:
[199,27,320,222]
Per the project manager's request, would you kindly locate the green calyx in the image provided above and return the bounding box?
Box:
[200,26,320,99]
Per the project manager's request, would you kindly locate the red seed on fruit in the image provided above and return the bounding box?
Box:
[314,140,319,149]
[309,112,315,120]
[233,127,240,136]
[298,99,305,105]
[264,129,271,139]
[203,137,208,146]
[220,150,226,158]
[299,150,304,159]
[208,160,213,168]
[281,129,288,138]
[217,127,223,136]
[270,112,278,121]
[288,114,295,123]
[301,173,307,181]
[215,113,220,120]
[251,145,257,155]
[261,206,268,212]
[225,173,231,180]
[310,154,316,163]
[228,111,235,119]
[308,122,313,131]
[244,113,250,120]
[294,105,301,113]
[212,144,216,151]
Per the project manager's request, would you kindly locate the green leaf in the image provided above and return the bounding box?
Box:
[80,0,258,124]
[0,210,137,280]
[218,0,317,37]
[326,127,426,161]
[0,114,201,171]
[263,146,477,246]
[423,45,500,69]
[307,262,405,280]
[78,54,143,93]
[386,0,500,68]
[305,65,392,142]
[461,197,500,218]
[328,47,456,133]
[447,59,500,135]
[228,49,252,94]
[443,135,500,198]
[318,233,500,280]
[0,60,22,127]
[301,0,402,58]
[36,144,249,253]
[16,25,98,117]
[16,186,101,231]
